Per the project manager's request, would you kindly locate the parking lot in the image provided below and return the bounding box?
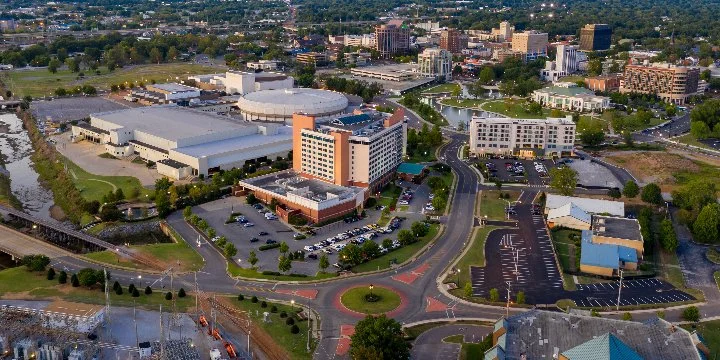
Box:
[479,158,555,186]
[564,158,621,188]
[192,195,419,276]
[572,278,695,307]
[31,96,138,123]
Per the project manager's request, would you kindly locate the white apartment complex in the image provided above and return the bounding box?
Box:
[417,48,453,81]
[469,116,576,158]
[540,44,584,82]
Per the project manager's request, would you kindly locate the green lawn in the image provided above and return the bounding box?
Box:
[227,261,337,281]
[708,248,720,265]
[407,144,439,163]
[682,320,720,359]
[378,183,402,208]
[352,224,440,273]
[479,190,520,221]
[577,115,609,132]
[340,286,401,314]
[422,83,460,94]
[63,156,153,202]
[451,226,500,286]
[550,229,580,273]
[4,63,223,98]
[84,250,144,269]
[673,159,720,187]
[558,75,585,83]
[231,297,314,360]
[440,98,485,108]
[675,133,715,150]
[482,99,559,119]
[715,271,720,290]
[84,240,204,272]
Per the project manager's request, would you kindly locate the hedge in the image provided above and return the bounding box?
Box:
[259,243,281,251]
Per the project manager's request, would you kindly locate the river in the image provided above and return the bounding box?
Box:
[0,113,54,221]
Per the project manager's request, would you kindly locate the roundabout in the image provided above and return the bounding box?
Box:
[340,285,402,315]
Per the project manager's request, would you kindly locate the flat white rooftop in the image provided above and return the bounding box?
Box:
[148,82,201,93]
[92,105,249,142]
[174,126,293,159]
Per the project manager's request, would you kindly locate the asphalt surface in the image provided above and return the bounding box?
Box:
[411,324,492,360]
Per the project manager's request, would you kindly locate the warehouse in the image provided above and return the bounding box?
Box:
[71,105,292,180]
[236,88,349,123]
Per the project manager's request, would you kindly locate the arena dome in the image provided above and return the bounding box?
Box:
[237,88,349,123]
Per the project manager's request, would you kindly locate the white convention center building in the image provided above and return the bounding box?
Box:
[236,88,348,124]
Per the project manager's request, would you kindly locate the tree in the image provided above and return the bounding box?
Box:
[48,58,60,73]
[248,251,259,268]
[183,206,192,218]
[77,268,100,287]
[251,295,258,303]
[682,306,700,322]
[641,183,663,205]
[397,229,416,245]
[411,221,429,237]
[549,167,578,196]
[149,48,163,64]
[339,243,363,266]
[65,57,79,72]
[587,59,602,76]
[145,286,152,295]
[693,203,720,243]
[58,271,67,284]
[279,241,289,254]
[207,228,216,238]
[550,109,564,118]
[690,99,720,137]
[468,80,485,98]
[71,274,80,287]
[479,66,495,84]
[278,255,292,273]
[361,240,380,259]
[290,324,300,334]
[350,314,410,360]
[516,291,525,305]
[464,282,473,297]
[165,292,173,300]
[246,193,258,204]
[132,288,140,297]
[451,86,461,99]
[167,46,179,61]
[115,188,125,201]
[580,128,605,146]
[22,254,50,271]
[178,288,186,298]
[671,179,717,211]
[527,102,543,115]
[100,204,123,222]
[115,285,123,295]
[660,219,679,251]
[608,188,622,199]
[623,181,639,198]
[47,268,56,280]
[224,243,238,258]
[238,294,244,301]
[319,253,330,272]
[155,190,172,218]
[489,288,500,302]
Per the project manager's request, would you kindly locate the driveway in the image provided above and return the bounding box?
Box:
[411,324,492,360]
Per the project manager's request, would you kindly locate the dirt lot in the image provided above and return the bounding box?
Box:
[604,151,700,188]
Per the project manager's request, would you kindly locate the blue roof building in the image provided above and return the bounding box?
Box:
[561,333,644,360]
[580,230,638,276]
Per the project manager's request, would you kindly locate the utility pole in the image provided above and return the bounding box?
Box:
[616,269,624,311]
[133,301,139,347]
[306,303,311,353]
[505,281,511,318]
[159,304,165,359]
[194,272,199,330]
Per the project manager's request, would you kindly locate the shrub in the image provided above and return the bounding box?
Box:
[47,268,56,280]
[238,294,244,301]
[132,288,140,297]
[251,296,258,303]
[178,288,186,298]
[262,271,281,276]
[115,286,123,295]
[622,312,632,321]
[270,305,278,313]
[128,284,136,294]
[259,243,281,251]
[683,306,700,322]
[145,286,152,295]
[22,254,50,272]
[280,311,288,318]
[165,292,173,300]
[290,324,300,334]
[71,274,79,287]
[58,271,67,284]
[260,301,267,308]
[286,317,295,326]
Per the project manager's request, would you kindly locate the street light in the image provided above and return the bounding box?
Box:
[291,299,295,313]
[456,268,461,286]
[369,284,374,297]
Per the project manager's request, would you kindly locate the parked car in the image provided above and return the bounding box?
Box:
[308,253,318,260]
[398,200,409,205]
[243,222,254,227]
[258,231,269,236]
[303,245,316,252]
[250,237,260,243]
[211,236,221,242]
[266,239,277,244]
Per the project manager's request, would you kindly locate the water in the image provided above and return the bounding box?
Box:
[0,113,54,220]
[424,97,490,128]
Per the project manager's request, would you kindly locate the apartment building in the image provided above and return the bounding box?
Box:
[584,74,621,92]
[620,63,700,105]
[579,24,612,51]
[469,116,575,158]
[511,31,548,61]
[439,28,468,54]
[293,109,406,191]
[417,48,453,81]
[296,52,328,66]
[491,21,514,42]
[375,23,410,58]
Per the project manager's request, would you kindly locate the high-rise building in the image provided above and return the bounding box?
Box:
[469,116,576,158]
[511,31,548,61]
[417,48,453,81]
[540,45,580,81]
[375,24,410,58]
[439,29,467,53]
[620,64,700,105]
[579,24,612,51]
[491,21,514,42]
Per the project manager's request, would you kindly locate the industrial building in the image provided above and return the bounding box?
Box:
[620,63,700,105]
[188,71,294,95]
[484,310,705,360]
[579,24,612,51]
[532,83,610,113]
[236,88,349,123]
[468,116,576,158]
[71,105,292,179]
[237,109,406,223]
[417,48,453,81]
[127,83,202,104]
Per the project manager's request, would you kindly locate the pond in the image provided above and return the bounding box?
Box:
[424,97,495,129]
[0,113,55,221]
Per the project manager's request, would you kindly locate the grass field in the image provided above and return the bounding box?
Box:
[440,98,485,108]
[422,83,460,94]
[4,63,224,98]
[63,156,153,202]
[451,226,500,286]
[682,321,720,359]
[441,331,492,360]
[551,229,580,273]
[708,248,720,264]
[352,224,440,273]
[231,297,314,360]
[482,100,555,119]
[340,286,401,314]
[227,261,337,281]
[675,133,715,150]
[85,240,204,272]
[479,190,520,220]
[0,266,194,311]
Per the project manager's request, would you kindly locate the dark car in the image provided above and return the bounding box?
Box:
[266,239,277,244]
[258,231,269,236]
[308,253,318,260]
[250,237,260,243]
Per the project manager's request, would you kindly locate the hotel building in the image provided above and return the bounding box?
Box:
[469,116,576,158]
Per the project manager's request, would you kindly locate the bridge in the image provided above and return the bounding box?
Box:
[0,225,73,260]
[0,205,161,269]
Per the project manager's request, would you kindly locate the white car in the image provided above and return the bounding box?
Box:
[398,200,409,205]
[425,205,435,211]
[243,222,254,227]
[303,245,316,252]
[211,236,221,242]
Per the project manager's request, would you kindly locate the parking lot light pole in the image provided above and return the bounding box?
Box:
[616,269,624,311]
